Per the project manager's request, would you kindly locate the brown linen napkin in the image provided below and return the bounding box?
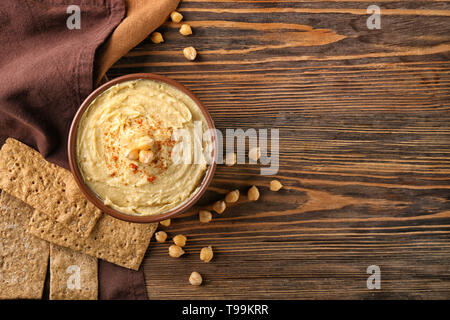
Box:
[0,0,178,300]
[0,0,125,168]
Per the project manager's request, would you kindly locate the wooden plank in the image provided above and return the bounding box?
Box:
[108,0,450,299]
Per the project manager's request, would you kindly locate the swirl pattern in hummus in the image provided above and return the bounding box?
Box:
[76,79,209,216]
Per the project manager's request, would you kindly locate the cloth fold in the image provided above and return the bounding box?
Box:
[95,0,179,86]
[0,0,179,300]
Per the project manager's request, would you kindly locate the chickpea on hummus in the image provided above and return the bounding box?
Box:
[76,79,210,216]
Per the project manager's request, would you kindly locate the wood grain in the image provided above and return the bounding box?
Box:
[108,0,450,299]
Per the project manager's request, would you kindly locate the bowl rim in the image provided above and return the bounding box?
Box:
[68,73,217,223]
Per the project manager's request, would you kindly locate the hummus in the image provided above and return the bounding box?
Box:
[76,79,209,216]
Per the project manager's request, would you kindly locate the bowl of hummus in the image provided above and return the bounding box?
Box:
[68,73,216,223]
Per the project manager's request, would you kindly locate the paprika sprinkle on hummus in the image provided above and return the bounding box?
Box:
[76,79,211,216]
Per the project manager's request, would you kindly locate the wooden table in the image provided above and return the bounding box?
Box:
[108,0,450,299]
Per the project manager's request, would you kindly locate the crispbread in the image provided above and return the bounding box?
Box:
[28,210,157,270]
[0,138,101,237]
[49,244,98,300]
[0,192,49,299]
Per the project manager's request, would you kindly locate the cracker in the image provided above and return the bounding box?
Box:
[28,210,157,270]
[49,244,98,300]
[0,138,102,237]
[0,192,49,299]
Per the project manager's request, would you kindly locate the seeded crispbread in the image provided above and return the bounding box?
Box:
[28,210,157,270]
[49,244,98,300]
[0,192,49,299]
[0,138,101,237]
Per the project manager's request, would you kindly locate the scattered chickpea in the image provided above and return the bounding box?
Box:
[212,200,226,214]
[169,244,185,258]
[247,185,260,201]
[173,234,187,247]
[270,180,283,191]
[249,147,260,162]
[183,46,197,61]
[155,231,167,243]
[225,152,236,166]
[179,24,193,36]
[189,271,203,286]
[225,190,239,203]
[199,210,212,223]
[150,32,164,44]
[200,246,214,263]
[170,11,183,23]
[125,149,139,161]
[160,219,171,227]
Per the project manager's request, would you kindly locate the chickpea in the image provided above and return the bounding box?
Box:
[169,245,185,258]
[139,149,155,164]
[155,231,167,243]
[183,46,197,61]
[225,190,239,203]
[160,219,171,227]
[225,152,236,166]
[189,271,203,286]
[199,210,212,223]
[179,24,192,36]
[249,147,260,162]
[173,234,187,247]
[200,246,214,263]
[150,32,164,44]
[125,149,139,161]
[212,200,226,214]
[270,180,283,191]
[170,11,183,23]
[247,185,260,201]
[136,136,154,150]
